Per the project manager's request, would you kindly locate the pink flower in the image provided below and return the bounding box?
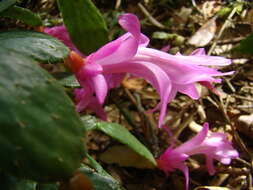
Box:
[157,123,239,190]
[44,25,84,56]
[45,14,232,128]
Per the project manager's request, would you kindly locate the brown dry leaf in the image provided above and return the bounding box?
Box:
[99,145,155,169]
[194,186,231,190]
[188,17,217,47]
[122,77,145,90]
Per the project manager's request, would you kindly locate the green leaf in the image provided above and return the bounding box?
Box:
[0,173,36,190]
[57,0,108,54]
[0,5,42,26]
[233,33,253,55]
[36,183,58,190]
[78,166,123,190]
[0,30,69,63]
[0,47,86,181]
[0,0,15,13]
[81,116,157,167]
[86,154,112,177]
[59,74,80,87]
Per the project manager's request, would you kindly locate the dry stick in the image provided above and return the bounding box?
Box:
[215,96,252,160]
[208,7,237,55]
[173,111,196,139]
[216,167,251,175]
[236,157,252,168]
[234,94,253,102]
[137,3,166,29]
[134,92,160,157]
[191,0,204,16]
[249,173,253,190]
[123,87,159,156]
[115,0,121,10]
[217,36,245,45]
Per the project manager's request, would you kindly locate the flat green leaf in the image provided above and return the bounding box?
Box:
[0,5,42,26]
[0,30,69,63]
[57,0,108,54]
[81,116,157,167]
[0,47,85,181]
[0,0,15,12]
[79,166,123,190]
[233,33,253,55]
[86,154,112,177]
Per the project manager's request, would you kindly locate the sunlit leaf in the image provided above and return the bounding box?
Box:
[81,116,157,167]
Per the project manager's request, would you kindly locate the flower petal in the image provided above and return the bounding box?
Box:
[74,88,92,112]
[102,61,172,128]
[91,74,108,104]
[175,123,209,153]
[87,97,107,120]
[88,13,142,66]
[44,25,84,56]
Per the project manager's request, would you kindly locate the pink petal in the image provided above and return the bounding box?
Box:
[176,84,200,100]
[206,156,216,175]
[105,73,125,89]
[190,48,206,55]
[178,164,189,190]
[87,97,107,120]
[44,25,84,56]
[102,61,172,128]
[88,13,142,66]
[91,74,108,104]
[74,88,92,112]
[175,123,209,153]
[136,48,231,85]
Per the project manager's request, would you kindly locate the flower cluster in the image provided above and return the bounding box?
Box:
[157,123,239,189]
[44,13,232,128]
[45,13,239,190]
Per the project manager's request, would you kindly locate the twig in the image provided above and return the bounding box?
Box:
[191,0,204,16]
[234,94,253,102]
[173,110,196,139]
[115,0,121,10]
[249,173,253,190]
[236,158,252,169]
[214,96,252,159]
[216,167,251,175]
[134,92,159,157]
[216,36,244,45]
[208,7,237,55]
[224,78,236,93]
[137,3,166,29]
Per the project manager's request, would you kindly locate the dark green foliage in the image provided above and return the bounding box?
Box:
[79,167,123,190]
[0,5,42,26]
[233,33,253,55]
[0,0,16,12]
[0,173,36,190]
[57,0,108,54]
[0,46,85,181]
[0,31,69,64]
